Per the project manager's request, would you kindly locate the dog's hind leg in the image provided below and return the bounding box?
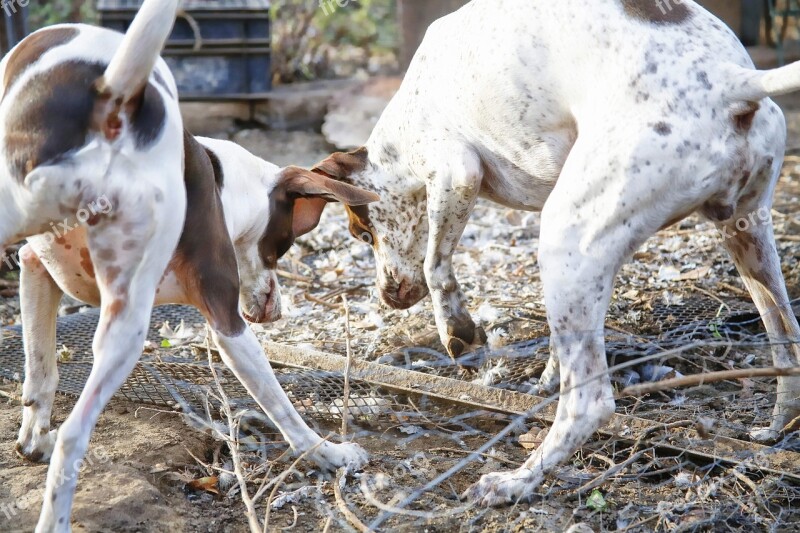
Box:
[712,196,800,442]
[464,131,694,506]
[15,244,63,463]
[36,188,184,532]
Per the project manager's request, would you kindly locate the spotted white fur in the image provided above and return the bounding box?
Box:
[319,0,800,506]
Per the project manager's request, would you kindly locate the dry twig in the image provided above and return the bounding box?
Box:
[334,468,371,533]
[341,295,353,437]
[206,337,262,533]
[620,366,800,397]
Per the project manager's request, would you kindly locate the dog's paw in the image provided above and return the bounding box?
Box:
[461,468,541,507]
[443,316,487,359]
[749,427,781,444]
[15,429,57,463]
[307,441,369,473]
[529,373,559,396]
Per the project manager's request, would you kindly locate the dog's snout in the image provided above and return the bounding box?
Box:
[397,279,415,302]
[379,271,427,310]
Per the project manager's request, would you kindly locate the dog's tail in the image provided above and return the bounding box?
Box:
[97,0,180,102]
[726,61,800,101]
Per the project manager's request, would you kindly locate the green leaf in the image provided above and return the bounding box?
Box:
[161,339,172,348]
[586,489,607,512]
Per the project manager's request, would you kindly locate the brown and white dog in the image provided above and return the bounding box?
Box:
[311,0,800,506]
[1,3,374,530]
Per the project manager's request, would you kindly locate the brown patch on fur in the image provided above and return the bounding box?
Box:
[93,81,165,148]
[5,61,102,181]
[205,147,224,188]
[105,266,121,285]
[107,299,126,321]
[97,248,116,262]
[79,248,95,278]
[3,27,79,91]
[619,0,691,24]
[702,202,735,222]
[259,190,294,270]
[4,58,165,181]
[734,102,761,132]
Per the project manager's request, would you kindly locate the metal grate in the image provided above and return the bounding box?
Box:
[0,295,782,423]
[0,306,418,424]
[381,296,767,393]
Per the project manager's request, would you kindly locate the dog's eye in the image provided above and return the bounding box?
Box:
[359,231,374,245]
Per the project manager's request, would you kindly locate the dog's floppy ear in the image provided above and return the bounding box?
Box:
[312,147,369,181]
[277,166,380,237]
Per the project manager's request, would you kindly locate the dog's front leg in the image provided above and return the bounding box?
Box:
[212,327,368,471]
[424,152,487,358]
[16,244,63,463]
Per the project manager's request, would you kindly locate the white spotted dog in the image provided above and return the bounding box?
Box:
[1,4,375,531]
[312,0,800,506]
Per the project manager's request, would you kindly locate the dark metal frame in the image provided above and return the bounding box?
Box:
[767,0,800,65]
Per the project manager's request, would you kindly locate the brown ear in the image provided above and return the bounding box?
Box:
[277,166,380,237]
[292,197,329,237]
[312,147,369,180]
[280,166,380,205]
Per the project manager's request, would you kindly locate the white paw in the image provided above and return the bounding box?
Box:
[16,429,57,463]
[749,427,781,443]
[461,468,542,507]
[529,372,559,396]
[306,441,369,473]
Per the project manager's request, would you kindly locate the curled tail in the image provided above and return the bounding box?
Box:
[726,60,800,101]
[97,0,179,103]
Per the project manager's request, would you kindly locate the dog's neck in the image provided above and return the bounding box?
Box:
[363,91,437,194]
[207,141,279,245]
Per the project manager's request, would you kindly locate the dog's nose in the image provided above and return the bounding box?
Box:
[397,279,416,302]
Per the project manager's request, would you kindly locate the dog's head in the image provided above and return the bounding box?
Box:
[236,164,380,323]
[312,148,430,310]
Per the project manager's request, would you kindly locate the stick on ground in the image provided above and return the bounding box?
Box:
[620,366,800,397]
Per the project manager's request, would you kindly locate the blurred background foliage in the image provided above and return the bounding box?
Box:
[29,0,96,29]
[26,0,398,84]
[271,0,399,84]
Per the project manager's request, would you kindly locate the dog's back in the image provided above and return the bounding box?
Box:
[0,16,180,248]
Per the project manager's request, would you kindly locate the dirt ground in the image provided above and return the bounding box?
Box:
[3,99,800,532]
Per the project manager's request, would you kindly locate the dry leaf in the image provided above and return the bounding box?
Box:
[518,426,545,450]
[678,266,711,281]
[186,476,219,495]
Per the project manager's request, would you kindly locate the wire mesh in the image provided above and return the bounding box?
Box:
[2,293,799,531]
[0,293,780,430]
